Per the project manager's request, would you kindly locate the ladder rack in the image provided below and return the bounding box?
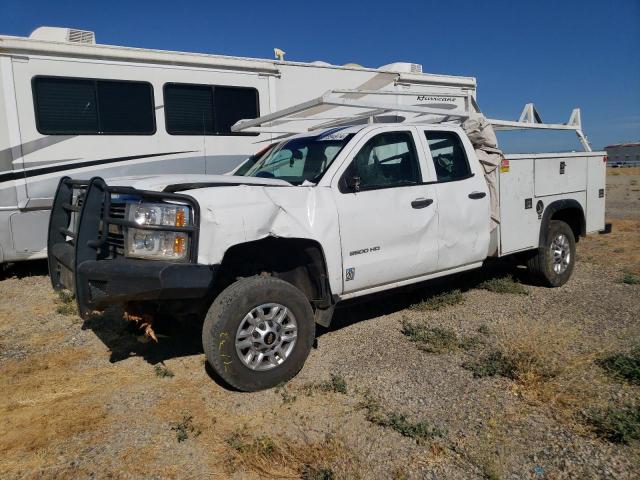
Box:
[231,89,592,152]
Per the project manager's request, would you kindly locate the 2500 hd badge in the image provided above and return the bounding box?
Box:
[349,246,381,256]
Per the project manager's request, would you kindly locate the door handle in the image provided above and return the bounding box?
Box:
[468,191,486,199]
[411,198,433,209]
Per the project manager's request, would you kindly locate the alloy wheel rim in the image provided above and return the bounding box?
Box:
[234,303,298,371]
[550,233,571,275]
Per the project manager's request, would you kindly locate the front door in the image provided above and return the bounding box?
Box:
[420,129,490,271]
[333,128,439,293]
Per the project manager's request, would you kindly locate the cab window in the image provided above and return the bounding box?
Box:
[344,131,421,191]
[424,131,471,182]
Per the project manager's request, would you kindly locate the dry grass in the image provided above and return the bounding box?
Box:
[464,318,576,388]
[461,416,508,480]
[223,430,360,479]
[0,349,116,476]
[607,167,640,176]
[579,218,640,275]
[462,316,626,430]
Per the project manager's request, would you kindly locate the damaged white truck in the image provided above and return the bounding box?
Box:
[48,91,607,391]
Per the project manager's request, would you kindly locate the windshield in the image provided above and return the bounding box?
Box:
[242,131,354,185]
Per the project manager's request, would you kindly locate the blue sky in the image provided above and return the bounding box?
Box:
[1,0,638,151]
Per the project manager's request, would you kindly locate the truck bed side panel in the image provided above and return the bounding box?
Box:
[498,159,538,254]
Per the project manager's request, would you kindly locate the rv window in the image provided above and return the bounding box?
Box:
[214,86,259,134]
[164,84,215,135]
[33,77,98,134]
[97,81,155,134]
[164,83,259,136]
[33,77,155,135]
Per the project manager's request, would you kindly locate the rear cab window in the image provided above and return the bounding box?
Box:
[424,130,472,182]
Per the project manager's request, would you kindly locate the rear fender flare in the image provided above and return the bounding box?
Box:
[538,199,586,246]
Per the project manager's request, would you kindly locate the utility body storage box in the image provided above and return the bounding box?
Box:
[498,152,607,256]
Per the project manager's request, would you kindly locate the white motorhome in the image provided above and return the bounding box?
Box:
[0,26,477,265]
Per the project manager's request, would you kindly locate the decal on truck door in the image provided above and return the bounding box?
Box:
[345,268,355,281]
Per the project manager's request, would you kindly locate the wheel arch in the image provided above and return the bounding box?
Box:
[539,199,586,246]
[216,236,333,313]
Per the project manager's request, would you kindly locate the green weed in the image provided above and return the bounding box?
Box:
[477,275,528,295]
[596,347,640,385]
[154,363,174,378]
[621,270,640,285]
[170,412,201,442]
[401,319,480,353]
[55,289,77,316]
[410,289,464,311]
[584,405,640,444]
[358,393,443,443]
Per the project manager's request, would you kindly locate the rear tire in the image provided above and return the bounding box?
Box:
[527,220,576,287]
[202,276,315,392]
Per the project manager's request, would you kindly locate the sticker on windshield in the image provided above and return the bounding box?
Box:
[317,127,350,141]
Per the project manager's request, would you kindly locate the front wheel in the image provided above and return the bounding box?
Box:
[202,276,315,391]
[527,220,576,287]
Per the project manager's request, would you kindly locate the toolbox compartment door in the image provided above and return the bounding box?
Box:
[498,158,539,254]
[534,156,587,197]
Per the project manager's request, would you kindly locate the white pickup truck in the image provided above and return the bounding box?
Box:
[48,120,606,391]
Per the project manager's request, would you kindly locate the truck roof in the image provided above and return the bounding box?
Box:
[282,123,461,142]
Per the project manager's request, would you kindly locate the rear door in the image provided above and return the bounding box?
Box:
[332,127,439,293]
[419,128,490,271]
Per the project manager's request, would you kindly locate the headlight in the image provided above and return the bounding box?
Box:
[125,203,191,260]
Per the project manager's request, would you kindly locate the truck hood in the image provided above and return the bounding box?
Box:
[105,174,292,192]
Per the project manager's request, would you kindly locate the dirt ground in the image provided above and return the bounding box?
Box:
[1,168,639,479]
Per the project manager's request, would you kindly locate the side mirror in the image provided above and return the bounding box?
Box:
[347,176,361,192]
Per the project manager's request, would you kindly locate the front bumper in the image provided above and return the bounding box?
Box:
[51,241,216,312]
[47,176,211,318]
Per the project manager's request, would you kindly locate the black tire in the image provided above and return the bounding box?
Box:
[527,220,576,287]
[202,276,315,392]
